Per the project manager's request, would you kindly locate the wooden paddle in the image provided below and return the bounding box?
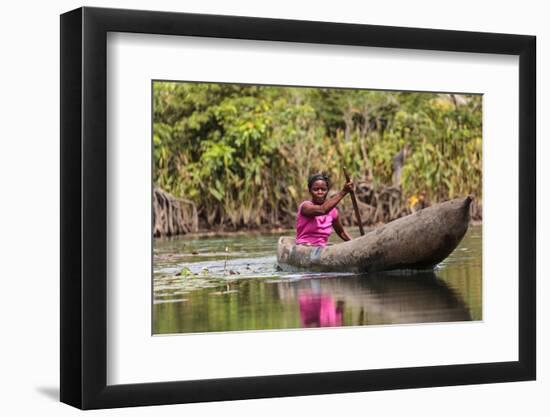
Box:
[343,167,365,236]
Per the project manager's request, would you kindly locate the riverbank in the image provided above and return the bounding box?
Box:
[155,219,482,240]
[154,186,482,238]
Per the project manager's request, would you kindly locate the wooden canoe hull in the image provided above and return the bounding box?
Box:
[277,196,472,273]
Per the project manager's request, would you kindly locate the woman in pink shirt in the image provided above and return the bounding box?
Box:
[295,173,353,246]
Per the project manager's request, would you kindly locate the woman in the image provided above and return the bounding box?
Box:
[295,173,353,246]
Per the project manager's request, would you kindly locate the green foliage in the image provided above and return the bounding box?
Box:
[153,81,482,228]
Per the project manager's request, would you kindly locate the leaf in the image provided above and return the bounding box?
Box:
[209,187,224,201]
[288,185,297,199]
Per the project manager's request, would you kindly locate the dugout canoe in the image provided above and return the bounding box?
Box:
[277,196,472,273]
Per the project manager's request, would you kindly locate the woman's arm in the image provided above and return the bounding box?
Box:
[301,181,353,217]
[332,216,352,241]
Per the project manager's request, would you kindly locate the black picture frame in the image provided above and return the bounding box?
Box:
[60,6,536,410]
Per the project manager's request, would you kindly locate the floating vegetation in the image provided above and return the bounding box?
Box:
[176,266,192,277]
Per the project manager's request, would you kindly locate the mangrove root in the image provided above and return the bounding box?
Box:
[153,187,198,237]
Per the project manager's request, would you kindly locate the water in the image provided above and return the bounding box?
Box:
[153,226,482,334]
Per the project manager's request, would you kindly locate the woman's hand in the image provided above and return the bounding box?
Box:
[342,180,354,194]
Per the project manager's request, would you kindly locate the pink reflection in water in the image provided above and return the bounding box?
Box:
[298,292,344,327]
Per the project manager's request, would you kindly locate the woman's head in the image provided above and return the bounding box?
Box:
[307,173,330,203]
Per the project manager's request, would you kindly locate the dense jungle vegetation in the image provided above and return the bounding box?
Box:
[153,82,482,232]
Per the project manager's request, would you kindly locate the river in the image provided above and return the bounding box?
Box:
[153,225,482,334]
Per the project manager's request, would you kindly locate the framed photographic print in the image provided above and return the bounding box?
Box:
[60,6,536,409]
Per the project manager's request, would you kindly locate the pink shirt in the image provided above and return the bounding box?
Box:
[295,201,338,246]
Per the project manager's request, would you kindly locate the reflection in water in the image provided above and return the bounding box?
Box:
[153,226,482,334]
[298,281,344,327]
[320,271,470,325]
[291,271,469,329]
